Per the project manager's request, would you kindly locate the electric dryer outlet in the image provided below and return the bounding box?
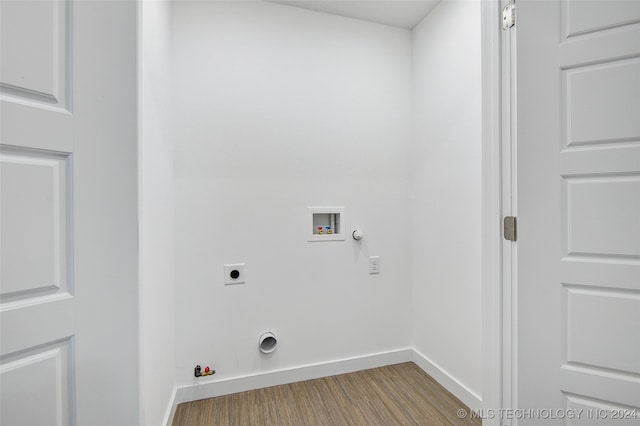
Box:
[224,263,246,285]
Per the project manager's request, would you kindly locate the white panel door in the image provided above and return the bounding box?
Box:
[0,1,139,425]
[516,0,640,424]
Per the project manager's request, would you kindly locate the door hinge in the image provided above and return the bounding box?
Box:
[504,216,517,241]
[502,2,515,29]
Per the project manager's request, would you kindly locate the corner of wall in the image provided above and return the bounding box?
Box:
[140,0,177,424]
[411,349,482,411]
[409,0,483,403]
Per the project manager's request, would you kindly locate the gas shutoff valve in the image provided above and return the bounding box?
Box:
[194,364,215,377]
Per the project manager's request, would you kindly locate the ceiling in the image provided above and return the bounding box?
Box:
[267,0,441,29]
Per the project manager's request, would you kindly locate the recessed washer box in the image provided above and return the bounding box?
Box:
[307,207,345,241]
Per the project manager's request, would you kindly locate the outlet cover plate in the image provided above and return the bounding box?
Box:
[369,256,380,274]
[224,263,246,285]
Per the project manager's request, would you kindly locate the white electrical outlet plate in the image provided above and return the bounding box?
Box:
[224,263,245,285]
[369,256,380,274]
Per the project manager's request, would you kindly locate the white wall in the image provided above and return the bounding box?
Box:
[171,1,413,386]
[410,0,483,401]
[140,1,176,424]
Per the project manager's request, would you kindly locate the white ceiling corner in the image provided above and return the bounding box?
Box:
[266,0,441,29]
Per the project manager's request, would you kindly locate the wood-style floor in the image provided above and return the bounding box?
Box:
[173,362,480,426]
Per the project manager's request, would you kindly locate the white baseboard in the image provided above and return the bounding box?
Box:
[411,348,482,411]
[165,347,482,425]
[163,386,178,426]
[166,348,413,425]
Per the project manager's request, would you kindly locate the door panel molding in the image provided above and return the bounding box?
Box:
[0,0,72,111]
[562,0,640,39]
[562,56,640,148]
[0,146,73,304]
[0,338,74,426]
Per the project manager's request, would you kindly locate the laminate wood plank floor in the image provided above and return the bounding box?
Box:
[173,362,480,426]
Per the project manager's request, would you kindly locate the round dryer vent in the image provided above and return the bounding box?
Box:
[259,332,277,354]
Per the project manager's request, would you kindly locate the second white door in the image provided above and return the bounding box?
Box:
[516,0,640,424]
